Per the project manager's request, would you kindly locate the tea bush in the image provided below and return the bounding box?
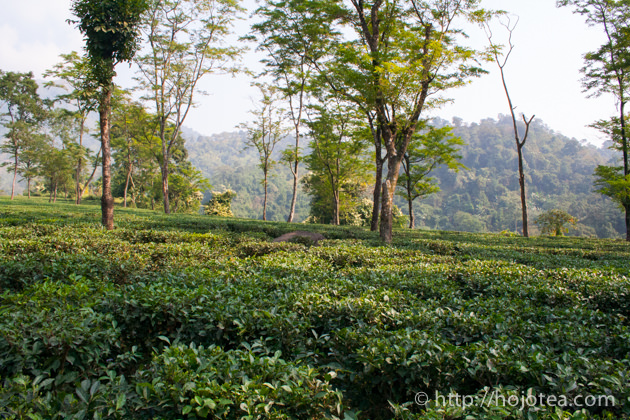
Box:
[0,197,629,419]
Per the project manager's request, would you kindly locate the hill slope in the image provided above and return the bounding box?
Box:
[185,116,625,237]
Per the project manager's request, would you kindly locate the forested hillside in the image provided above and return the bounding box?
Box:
[185,116,626,238]
[186,131,311,222]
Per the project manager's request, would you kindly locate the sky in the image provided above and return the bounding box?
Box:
[0,0,616,146]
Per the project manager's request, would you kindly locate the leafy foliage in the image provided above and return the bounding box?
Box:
[535,209,577,236]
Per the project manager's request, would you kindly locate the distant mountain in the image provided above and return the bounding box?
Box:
[184,116,625,238]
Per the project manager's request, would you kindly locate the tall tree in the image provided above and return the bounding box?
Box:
[44,52,100,204]
[249,0,334,223]
[241,84,287,221]
[485,17,535,237]
[71,0,148,229]
[397,124,464,229]
[558,0,630,241]
[111,89,148,207]
[135,0,243,214]
[0,71,44,200]
[304,98,371,225]
[303,0,489,242]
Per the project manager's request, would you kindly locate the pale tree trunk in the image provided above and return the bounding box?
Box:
[332,191,340,226]
[619,99,630,242]
[27,178,31,199]
[123,150,133,208]
[287,162,299,222]
[100,82,114,230]
[10,154,17,200]
[286,88,304,223]
[263,169,268,221]
[517,145,528,237]
[380,153,404,242]
[160,125,171,214]
[76,119,85,205]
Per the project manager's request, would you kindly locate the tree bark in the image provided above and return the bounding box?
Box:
[161,158,170,214]
[10,157,17,200]
[76,119,85,205]
[100,82,114,230]
[123,150,133,208]
[263,171,268,221]
[371,133,384,231]
[618,100,629,241]
[27,178,31,199]
[333,191,340,226]
[287,155,299,223]
[517,145,528,237]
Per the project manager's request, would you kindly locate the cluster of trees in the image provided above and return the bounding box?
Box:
[0,62,208,213]
[1,0,629,242]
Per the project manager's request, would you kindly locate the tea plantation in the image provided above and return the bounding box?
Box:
[1,198,629,419]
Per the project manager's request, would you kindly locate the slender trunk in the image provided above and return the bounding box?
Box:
[49,178,53,203]
[123,152,132,208]
[124,168,131,208]
[404,155,415,229]
[100,80,114,230]
[517,145,528,237]
[76,119,85,205]
[27,178,31,199]
[83,146,102,198]
[619,101,629,241]
[10,154,17,200]
[407,180,415,229]
[287,132,300,223]
[161,152,170,214]
[333,191,340,226]
[287,165,299,222]
[371,139,384,231]
[53,182,58,203]
[263,170,268,221]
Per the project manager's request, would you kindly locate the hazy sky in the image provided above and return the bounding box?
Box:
[0,0,615,145]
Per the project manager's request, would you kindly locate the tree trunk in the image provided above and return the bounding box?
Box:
[408,198,415,229]
[379,142,404,243]
[263,171,268,221]
[517,145,528,237]
[27,178,31,199]
[124,168,131,208]
[161,158,170,214]
[100,82,114,230]
[76,119,85,205]
[380,180,394,243]
[619,101,629,241]
[287,138,300,223]
[10,154,17,200]
[123,152,132,208]
[371,152,384,232]
[333,191,340,226]
[371,128,383,231]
